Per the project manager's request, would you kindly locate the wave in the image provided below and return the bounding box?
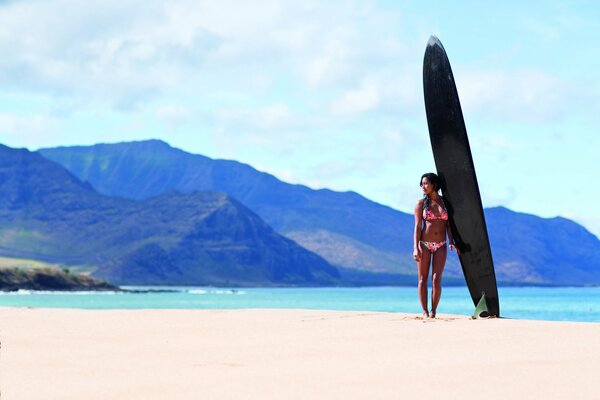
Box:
[188,289,245,295]
[213,290,246,295]
[0,289,123,295]
[0,287,246,296]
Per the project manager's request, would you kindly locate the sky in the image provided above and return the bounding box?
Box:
[0,0,598,238]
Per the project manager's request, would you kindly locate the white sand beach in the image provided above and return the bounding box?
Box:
[0,307,598,399]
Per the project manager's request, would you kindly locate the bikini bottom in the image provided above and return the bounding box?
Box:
[420,240,447,253]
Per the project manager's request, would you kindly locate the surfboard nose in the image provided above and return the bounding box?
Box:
[428,35,442,48]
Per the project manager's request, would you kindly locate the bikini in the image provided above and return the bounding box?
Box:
[420,198,448,253]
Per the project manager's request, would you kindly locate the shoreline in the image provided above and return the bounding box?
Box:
[1,304,598,323]
[1,307,598,399]
[1,285,599,324]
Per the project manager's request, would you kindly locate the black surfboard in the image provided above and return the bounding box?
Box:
[423,36,500,316]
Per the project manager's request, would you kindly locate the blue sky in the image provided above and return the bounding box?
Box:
[0,0,598,238]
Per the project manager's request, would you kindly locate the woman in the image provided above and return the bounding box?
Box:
[413,172,459,318]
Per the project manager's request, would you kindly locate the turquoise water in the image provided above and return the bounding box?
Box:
[0,286,598,322]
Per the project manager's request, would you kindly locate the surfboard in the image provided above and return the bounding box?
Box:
[422,36,500,317]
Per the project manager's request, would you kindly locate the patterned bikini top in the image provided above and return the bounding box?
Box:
[422,197,448,221]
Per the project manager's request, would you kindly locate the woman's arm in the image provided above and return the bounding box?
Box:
[446,222,461,255]
[413,200,423,262]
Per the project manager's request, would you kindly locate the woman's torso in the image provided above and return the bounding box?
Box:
[420,197,447,242]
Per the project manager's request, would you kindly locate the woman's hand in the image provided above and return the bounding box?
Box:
[413,247,421,262]
[449,243,460,255]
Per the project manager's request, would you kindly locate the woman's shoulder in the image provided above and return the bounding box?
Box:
[413,199,424,216]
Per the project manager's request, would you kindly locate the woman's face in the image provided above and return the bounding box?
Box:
[421,177,434,195]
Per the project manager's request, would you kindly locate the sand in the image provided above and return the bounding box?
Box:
[0,307,598,399]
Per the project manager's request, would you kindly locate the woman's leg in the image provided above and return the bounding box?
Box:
[430,244,447,318]
[417,242,432,317]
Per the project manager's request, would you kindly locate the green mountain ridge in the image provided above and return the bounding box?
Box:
[39,140,600,286]
[0,144,340,286]
[41,140,411,270]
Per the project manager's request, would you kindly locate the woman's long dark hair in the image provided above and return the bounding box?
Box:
[420,172,444,210]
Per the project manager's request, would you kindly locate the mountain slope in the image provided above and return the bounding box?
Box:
[41,140,414,273]
[0,144,339,286]
[484,207,600,284]
[40,140,600,286]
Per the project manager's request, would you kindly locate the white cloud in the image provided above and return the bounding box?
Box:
[303,25,363,88]
[156,105,191,120]
[216,103,300,133]
[0,0,416,111]
[456,67,578,123]
[307,160,356,182]
[330,81,381,116]
[155,104,193,131]
[253,104,295,130]
[480,186,518,209]
[560,211,600,240]
[0,0,593,129]
[0,113,61,147]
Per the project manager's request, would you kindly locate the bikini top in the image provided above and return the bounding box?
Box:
[422,197,448,221]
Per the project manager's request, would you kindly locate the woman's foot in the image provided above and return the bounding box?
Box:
[422,310,430,318]
[430,311,436,319]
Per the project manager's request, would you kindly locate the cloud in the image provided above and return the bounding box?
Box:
[219,103,298,132]
[330,81,381,116]
[0,1,175,107]
[0,0,286,107]
[0,1,419,111]
[155,104,193,131]
[480,186,518,209]
[453,64,600,127]
[307,160,356,182]
[456,67,567,123]
[0,0,593,129]
[567,214,600,240]
[380,182,421,213]
[303,26,359,88]
[0,113,61,147]
[209,102,313,154]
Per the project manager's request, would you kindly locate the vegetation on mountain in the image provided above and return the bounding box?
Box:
[41,141,412,270]
[0,267,116,291]
[0,144,340,287]
[40,140,600,285]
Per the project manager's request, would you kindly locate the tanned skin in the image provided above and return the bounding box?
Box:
[413,176,459,318]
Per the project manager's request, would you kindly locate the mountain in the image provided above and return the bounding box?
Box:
[0,144,340,286]
[484,207,600,285]
[40,140,600,286]
[40,140,413,273]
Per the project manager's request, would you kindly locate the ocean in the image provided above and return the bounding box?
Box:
[0,286,598,322]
